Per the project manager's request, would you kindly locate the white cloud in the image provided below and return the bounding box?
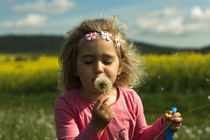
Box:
[136,6,210,35]
[137,17,184,35]
[191,6,203,17]
[13,0,75,14]
[191,6,210,19]
[151,7,178,17]
[0,14,47,28]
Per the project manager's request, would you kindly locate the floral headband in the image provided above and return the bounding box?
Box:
[78,31,120,47]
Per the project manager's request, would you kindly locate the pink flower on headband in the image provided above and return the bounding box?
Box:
[101,31,112,40]
[85,32,98,40]
[78,31,121,47]
[114,39,120,47]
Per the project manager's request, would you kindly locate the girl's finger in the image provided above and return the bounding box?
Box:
[99,97,111,110]
[172,112,181,117]
[95,96,110,110]
[94,98,102,110]
[170,113,183,122]
[171,122,182,127]
[170,117,183,124]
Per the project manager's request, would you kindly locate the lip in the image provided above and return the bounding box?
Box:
[92,76,101,81]
[92,78,97,84]
[92,75,105,81]
[92,77,96,81]
[92,76,102,83]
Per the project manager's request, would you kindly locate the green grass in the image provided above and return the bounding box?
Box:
[0,92,60,140]
[140,91,210,125]
[0,92,209,139]
[141,91,210,140]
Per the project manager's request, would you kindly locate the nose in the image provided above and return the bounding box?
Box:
[94,61,104,74]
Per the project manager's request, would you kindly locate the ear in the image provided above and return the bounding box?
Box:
[117,65,122,75]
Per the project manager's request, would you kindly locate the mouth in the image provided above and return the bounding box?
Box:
[93,76,112,92]
[92,76,101,81]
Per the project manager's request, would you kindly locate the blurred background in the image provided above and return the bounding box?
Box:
[0,0,209,139]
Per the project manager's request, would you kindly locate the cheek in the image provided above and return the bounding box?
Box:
[76,65,86,81]
[77,68,92,79]
[107,67,120,82]
[110,75,118,84]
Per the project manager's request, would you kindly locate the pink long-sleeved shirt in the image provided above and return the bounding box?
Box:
[54,86,165,140]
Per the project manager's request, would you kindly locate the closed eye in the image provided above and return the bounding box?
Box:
[103,61,112,65]
[84,61,94,64]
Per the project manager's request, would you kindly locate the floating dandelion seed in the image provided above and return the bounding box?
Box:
[174,52,179,57]
[205,126,210,133]
[208,95,210,101]
[94,76,112,92]
[185,64,189,68]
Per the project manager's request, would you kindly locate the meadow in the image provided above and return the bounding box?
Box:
[0,53,210,94]
[0,54,59,94]
[0,92,209,139]
[0,53,210,139]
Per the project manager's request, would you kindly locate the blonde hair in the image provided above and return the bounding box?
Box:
[58,16,146,93]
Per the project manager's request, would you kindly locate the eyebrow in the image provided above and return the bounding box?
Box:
[81,54,115,59]
[102,54,115,59]
[81,55,94,58]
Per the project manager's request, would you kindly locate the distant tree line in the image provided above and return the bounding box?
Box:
[0,35,65,54]
[0,35,209,54]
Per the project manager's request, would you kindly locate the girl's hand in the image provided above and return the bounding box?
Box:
[91,96,115,136]
[162,110,183,132]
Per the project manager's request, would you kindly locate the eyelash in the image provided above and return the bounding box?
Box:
[103,61,112,65]
[84,61,112,65]
[84,61,93,64]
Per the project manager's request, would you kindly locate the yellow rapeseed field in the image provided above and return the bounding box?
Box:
[0,54,59,73]
[0,54,59,93]
[0,53,209,93]
[142,52,210,92]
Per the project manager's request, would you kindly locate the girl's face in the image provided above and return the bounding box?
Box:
[76,39,121,95]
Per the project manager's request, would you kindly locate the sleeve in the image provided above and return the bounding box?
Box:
[132,93,165,140]
[54,97,101,140]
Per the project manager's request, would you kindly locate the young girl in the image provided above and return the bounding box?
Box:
[54,16,183,140]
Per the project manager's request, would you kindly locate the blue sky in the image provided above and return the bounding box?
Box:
[0,0,210,48]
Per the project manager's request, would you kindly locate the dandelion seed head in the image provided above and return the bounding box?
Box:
[94,76,112,92]
[208,95,210,101]
[185,64,189,68]
[205,126,210,133]
[174,53,179,57]
[14,134,20,139]
[185,128,192,135]
[190,134,196,139]
[197,129,202,135]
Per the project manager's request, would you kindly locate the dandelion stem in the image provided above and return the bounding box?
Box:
[153,103,210,140]
[153,122,172,140]
[182,103,210,117]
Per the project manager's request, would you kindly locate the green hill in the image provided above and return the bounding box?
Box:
[0,35,65,54]
[0,35,209,54]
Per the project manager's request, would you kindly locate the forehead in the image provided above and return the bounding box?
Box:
[77,39,117,57]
